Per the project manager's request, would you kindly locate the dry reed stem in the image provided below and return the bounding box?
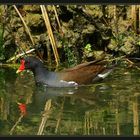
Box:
[9,115,24,135]
[55,97,65,133]
[52,5,63,36]
[37,99,52,135]
[131,5,136,32]
[84,112,90,135]
[13,5,35,45]
[133,93,139,135]
[139,6,140,31]
[12,5,44,62]
[113,5,118,36]
[113,5,116,22]
[115,108,120,135]
[40,5,60,66]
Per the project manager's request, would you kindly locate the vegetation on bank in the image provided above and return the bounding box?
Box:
[0,5,140,68]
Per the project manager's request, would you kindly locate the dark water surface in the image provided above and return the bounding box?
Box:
[0,66,140,136]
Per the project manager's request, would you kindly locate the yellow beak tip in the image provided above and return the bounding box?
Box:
[16,70,21,74]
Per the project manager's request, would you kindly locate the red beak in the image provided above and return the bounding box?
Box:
[16,59,25,73]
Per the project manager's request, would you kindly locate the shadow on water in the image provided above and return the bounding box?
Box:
[1,66,140,135]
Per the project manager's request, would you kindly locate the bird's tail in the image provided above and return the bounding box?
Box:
[92,62,117,83]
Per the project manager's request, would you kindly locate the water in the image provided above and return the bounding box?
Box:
[0,66,140,136]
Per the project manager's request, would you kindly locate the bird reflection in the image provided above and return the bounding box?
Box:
[30,83,112,113]
[31,85,79,111]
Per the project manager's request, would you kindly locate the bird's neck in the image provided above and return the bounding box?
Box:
[32,65,47,76]
[32,65,52,84]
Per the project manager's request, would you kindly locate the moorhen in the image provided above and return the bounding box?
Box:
[16,56,115,87]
